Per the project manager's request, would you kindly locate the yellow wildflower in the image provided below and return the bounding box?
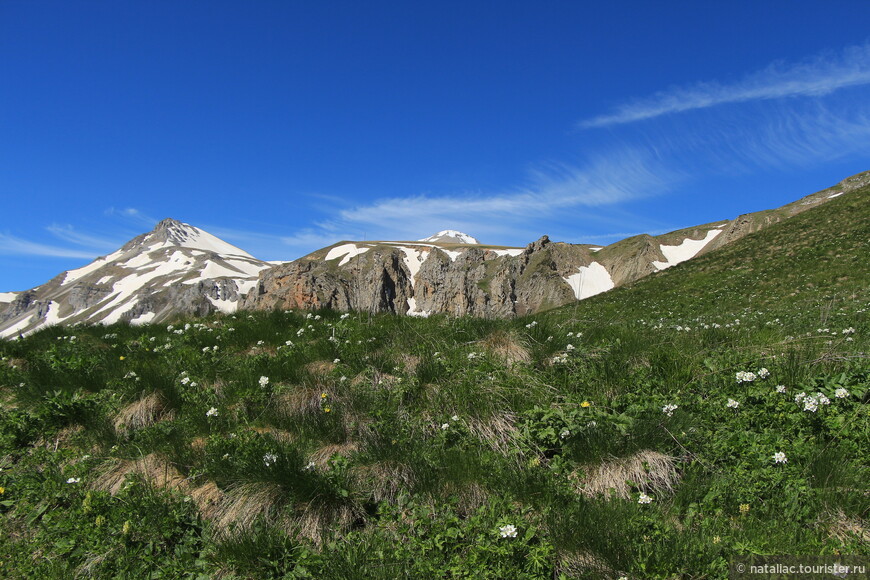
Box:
[324,407,331,413]
[0,486,5,495]
[739,503,750,515]
[581,401,591,408]
[321,393,328,399]
[119,356,125,361]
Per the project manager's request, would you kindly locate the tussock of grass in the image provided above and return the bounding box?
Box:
[571,450,680,499]
[113,391,174,435]
[212,481,284,533]
[93,453,187,495]
[482,330,531,366]
[351,459,416,503]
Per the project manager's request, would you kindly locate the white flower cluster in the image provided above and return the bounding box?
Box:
[206,407,219,417]
[638,493,653,504]
[499,524,518,538]
[662,404,678,417]
[794,392,831,412]
[772,451,787,464]
[835,387,850,398]
[525,321,538,329]
[775,385,787,393]
[735,371,757,383]
[263,453,278,467]
[726,398,740,409]
[259,376,270,387]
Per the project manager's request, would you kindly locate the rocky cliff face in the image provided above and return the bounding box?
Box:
[243,235,670,318]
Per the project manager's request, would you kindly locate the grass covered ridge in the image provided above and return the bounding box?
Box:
[0,186,868,578]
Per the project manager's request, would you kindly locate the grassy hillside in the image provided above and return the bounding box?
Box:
[0,185,867,578]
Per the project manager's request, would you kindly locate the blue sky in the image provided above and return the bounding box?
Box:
[3,1,870,291]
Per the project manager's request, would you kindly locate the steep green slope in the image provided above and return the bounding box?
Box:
[0,181,867,578]
[562,181,870,327]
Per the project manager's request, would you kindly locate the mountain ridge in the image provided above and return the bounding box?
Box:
[1,170,867,337]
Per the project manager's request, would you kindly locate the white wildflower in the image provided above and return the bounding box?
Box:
[263,453,278,467]
[259,376,270,387]
[772,451,787,464]
[775,385,787,393]
[66,477,80,484]
[499,524,518,538]
[206,407,219,417]
[726,398,740,409]
[638,493,653,504]
[757,368,770,379]
[835,387,849,398]
[662,404,678,417]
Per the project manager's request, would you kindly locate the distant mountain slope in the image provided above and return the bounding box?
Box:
[0,219,270,338]
[2,171,866,336]
[242,172,866,318]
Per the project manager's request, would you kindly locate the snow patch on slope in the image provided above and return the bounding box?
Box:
[564,262,615,300]
[326,244,370,266]
[61,249,125,286]
[406,297,430,318]
[652,229,723,271]
[400,247,428,286]
[0,292,18,304]
[0,316,34,339]
[490,249,524,257]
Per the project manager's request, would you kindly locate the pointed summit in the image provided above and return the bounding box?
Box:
[419,230,481,244]
[122,218,255,258]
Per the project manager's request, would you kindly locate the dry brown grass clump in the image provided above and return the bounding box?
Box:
[482,330,531,366]
[556,551,618,578]
[571,450,679,499]
[287,500,363,546]
[351,460,416,503]
[113,392,174,435]
[820,509,870,547]
[211,482,284,533]
[92,453,188,495]
[308,441,359,468]
[465,412,520,456]
[190,481,226,520]
[305,360,336,377]
[274,387,325,418]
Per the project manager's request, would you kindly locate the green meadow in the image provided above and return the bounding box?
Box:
[0,185,868,578]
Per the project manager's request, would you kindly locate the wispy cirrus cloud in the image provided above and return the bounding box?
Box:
[580,42,870,128]
[330,148,682,244]
[104,207,159,228]
[46,224,123,251]
[0,233,99,259]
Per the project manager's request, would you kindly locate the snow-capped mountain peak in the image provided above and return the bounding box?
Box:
[0,219,270,338]
[125,218,255,258]
[418,230,481,244]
